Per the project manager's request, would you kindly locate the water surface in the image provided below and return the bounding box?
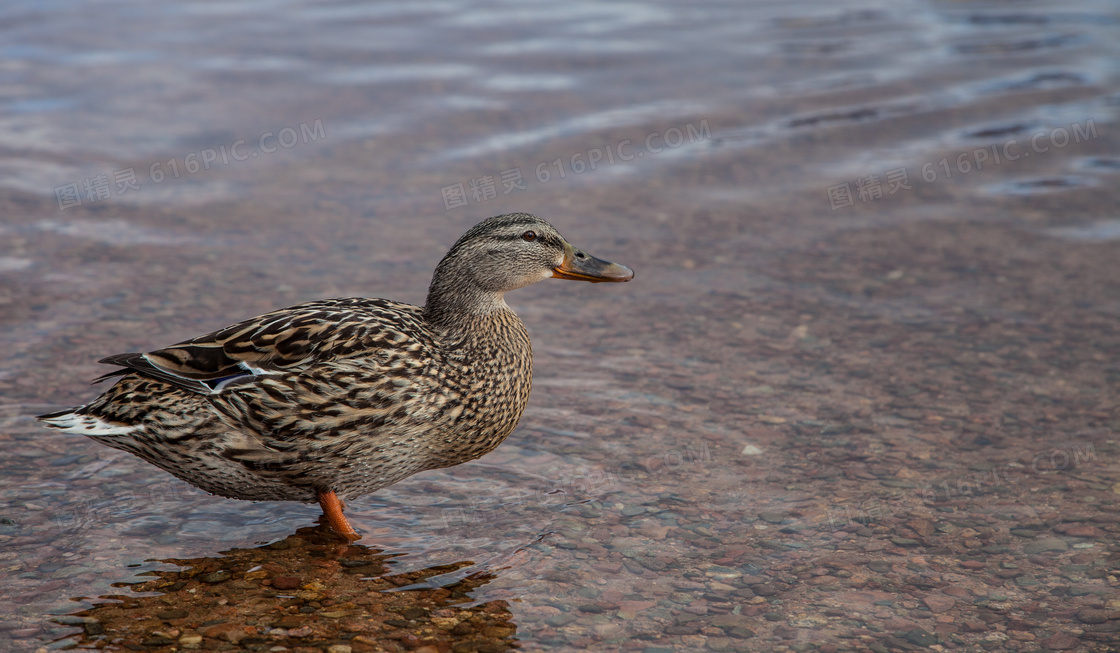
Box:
[2,0,1119,650]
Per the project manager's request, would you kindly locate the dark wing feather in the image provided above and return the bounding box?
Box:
[96,298,425,396]
[95,352,218,394]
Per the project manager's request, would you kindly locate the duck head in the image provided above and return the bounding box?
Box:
[425,213,633,321]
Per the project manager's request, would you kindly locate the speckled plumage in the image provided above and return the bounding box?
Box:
[40,213,633,511]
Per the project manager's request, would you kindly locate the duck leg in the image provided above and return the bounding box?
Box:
[317,490,360,542]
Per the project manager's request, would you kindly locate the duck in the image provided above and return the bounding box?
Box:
[38,213,633,541]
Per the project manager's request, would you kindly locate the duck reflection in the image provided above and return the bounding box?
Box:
[58,525,517,651]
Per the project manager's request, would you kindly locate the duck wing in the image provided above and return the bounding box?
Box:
[96,298,427,395]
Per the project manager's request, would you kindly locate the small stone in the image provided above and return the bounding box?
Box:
[593,623,624,639]
[52,616,96,626]
[923,595,955,614]
[1077,609,1111,624]
[879,480,916,488]
[49,565,88,579]
[1023,538,1069,554]
[50,455,83,467]
[319,611,350,618]
[327,646,352,653]
[789,615,828,628]
[9,627,40,638]
[1056,524,1104,538]
[272,616,305,629]
[979,545,1010,554]
[202,624,254,644]
[741,444,764,455]
[886,617,920,632]
[178,634,202,649]
[1041,632,1079,650]
[904,629,937,646]
[546,613,576,627]
[704,566,742,580]
[907,519,936,536]
[157,610,189,620]
[431,616,459,630]
[402,607,429,620]
[758,512,786,524]
[200,570,231,583]
[272,576,301,590]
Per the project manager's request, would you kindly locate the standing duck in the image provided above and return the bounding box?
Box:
[39,213,633,540]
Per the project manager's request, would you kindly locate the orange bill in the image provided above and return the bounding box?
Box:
[553,243,635,283]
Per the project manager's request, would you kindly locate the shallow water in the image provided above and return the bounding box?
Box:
[2,0,1120,651]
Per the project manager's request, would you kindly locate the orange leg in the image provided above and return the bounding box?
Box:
[317,490,360,542]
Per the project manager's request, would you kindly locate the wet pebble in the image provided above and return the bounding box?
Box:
[1077,609,1113,625]
[272,576,301,590]
[199,570,230,583]
[1041,632,1081,650]
[48,565,87,580]
[156,609,189,620]
[1023,538,1069,554]
[757,512,786,524]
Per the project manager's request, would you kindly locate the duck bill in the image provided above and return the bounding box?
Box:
[552,243,635,283]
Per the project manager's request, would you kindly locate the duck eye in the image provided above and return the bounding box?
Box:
[522,230,537,242]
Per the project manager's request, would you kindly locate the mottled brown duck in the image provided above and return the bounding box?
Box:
[39,213,633,540]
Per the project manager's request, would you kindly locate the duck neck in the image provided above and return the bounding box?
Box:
[422,261,517,338]
[424,287,512,333]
